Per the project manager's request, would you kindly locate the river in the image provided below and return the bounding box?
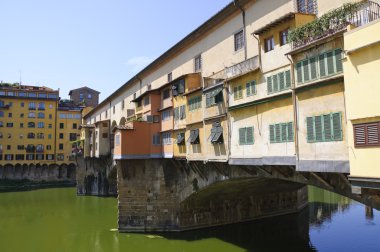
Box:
[0,186,378,252]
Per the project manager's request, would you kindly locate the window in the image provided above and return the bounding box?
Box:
[29,102,36,110]
[37,133,44,139]
[60,123,64,129]
[233,85,243,100]
[27,133,35,139]
[121,100,125,110]
[7,133,11,139]
[161,110,171,121]
[0,132,2,138]
[38,122,44,128]
[153,115,160,123]
[5,154,14,161]
[144,96,150,106]
[176,132,185,145]
[239,127,254,145]
[7,91,14,96]
[36,144,44,153]
[296,49,343,84]
[194,55,202,72]
[297,0,317,14]
[7,145,11,150]
[79,93,84,100]
[168,73,172,82]
[0,111,3,117]
[47,145,52,150]
[48,124,52,129]
[59,133,64,139]
[208,121,223,144]
[8,113,12,118]
[19,92,26,97]
[0,122,3,127]
[49,114,52,119]
[28,92,37,98]
[38,93,47,98]
[264,36,275,52]
[46,154,54,160]
[6,123,13,128]
[188,96,202,111]
[188,129,200,144]
[270,122,294,143]
[38,102,45,110]
[206,88,223,107]
[162,89,171,100]
[59,144,64,150]
[152,134,161,145]
[36,154,44,160]
[174,106,186,120]
[306,112,343,143]
[88,93,92,99]
[26,154,34,160]
[246,81,256,97]
[70,133,77,141]
[38,112,45,119]
[28,112,35,118]
[48,94,58,99]
[267,70,291,94]
[234,30,244,51]
[162,132,172,145]
[16,154,25,160]
[105,110,108,118]
[20,102,24,107]
[17,145,24,150]
[73,123,77,129]
[57,154,64,161]
[353,122,380,147]
[172,79,185,96]
[20,113,24,118]
[48,134,52,139]
[113,106,115,114]
[28,122,35,128]
[280,29,289,46]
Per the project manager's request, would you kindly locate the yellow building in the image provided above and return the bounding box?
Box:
[344,19,380,188]
[0,84,82,168]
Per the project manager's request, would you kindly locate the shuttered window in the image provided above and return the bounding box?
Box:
[188,96,202,111]
[152,134,161,145]
[208,121,223,144]
[246,81,256,97]
[267,70,291,94]
[233,85,243,100]
[297,49,343,84]
[239,126,254,145]
[306,112,343,143]
[353,122,380,147]
[269,122,294,143]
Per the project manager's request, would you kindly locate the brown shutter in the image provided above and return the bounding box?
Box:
[354,122,380,147]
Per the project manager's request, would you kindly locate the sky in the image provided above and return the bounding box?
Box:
[0,0,232,101]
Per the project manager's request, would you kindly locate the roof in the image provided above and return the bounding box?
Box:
[253,13,296,35]
[84,0,252,119]
[112,124,134,132]
[69,86,100,95]
[79,124,95,129]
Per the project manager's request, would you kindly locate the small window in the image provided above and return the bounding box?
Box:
[264,36,275,52]
[279,29,289,46]
[208,121,223,144]
[79,93,84,100]
[168,72,172,83]
[8,113,12,118]
[188,129,200,145]
[162,132,172,145]
[306,112,343,143]
[163,89,170,100]
[194,54,202,72]
[152,134,161,145]
[246,81,256,97]
[115,134,120,146]
[102,133,108,139]
[59,133,64,139]
[353,122,380,147]
[239,127,254,145]
[73,123,77,129]
[176,132,185,145]
[59,144,64,150]
[161,110,171,121]
[233,85,243,100]
[234,30,244,51]
[269,122,294,143]
[144,96,150,106]
[60,123,64,129]
[121,100,125,110]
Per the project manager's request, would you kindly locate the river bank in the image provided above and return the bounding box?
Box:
[0,179,75,192]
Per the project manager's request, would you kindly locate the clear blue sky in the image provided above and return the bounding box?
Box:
[0,0,232,101]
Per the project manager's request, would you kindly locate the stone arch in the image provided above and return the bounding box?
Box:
[67,163,76,181]
[59,164,68,179]
[22,164,29,179]
[41,164,49,179]
[0,164,3,179]
[14,163,22,179]
[119,117,127,126]
[4,164,14,179]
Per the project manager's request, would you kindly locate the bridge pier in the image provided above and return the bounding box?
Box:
[116,159,308,232]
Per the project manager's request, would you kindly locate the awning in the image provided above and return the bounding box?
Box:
[205,87,223,97]
[188,129,200,144]
[209,121,223,144]
[176,133,185,145]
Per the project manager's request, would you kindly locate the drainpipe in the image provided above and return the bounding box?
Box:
[234,0,247,60]
[286,54,299,163]
[251,33,262,70]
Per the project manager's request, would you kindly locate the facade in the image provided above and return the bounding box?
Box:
[69,86,100,107]
[0,84,82,167]
[80,0,380,192]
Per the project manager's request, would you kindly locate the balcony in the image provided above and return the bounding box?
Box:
[289,1,380,50]
[225,56,259,80]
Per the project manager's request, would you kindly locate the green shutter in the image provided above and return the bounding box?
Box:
[285,70,291,88]
[252,81,256,94]
[296,62,303,83]
[281,123,287,142]
[323,114,332,141]
[335,49,343,73]
[287,122,294,141]
[327,51,334,75]
[269,124,275,143]
[275,124,281,142]
[267,76,273,93]
[238,86,243,99]
[307,117,314,142]
[279,72,285,90]
[310,57,317,80]
[239,128,246,145]
[233,86,238,100]
[332,112,342,141]
[315,115,323,141]
[303,60,310,82]
[246,82,251,97]
[273,74,279,92]
[319,54,326,77]
[246,127,254,144]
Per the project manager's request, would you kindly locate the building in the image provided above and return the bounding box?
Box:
[69,86,100,107]
[0,84,83,173]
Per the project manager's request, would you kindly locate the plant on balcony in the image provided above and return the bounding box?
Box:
[288,2,364,47]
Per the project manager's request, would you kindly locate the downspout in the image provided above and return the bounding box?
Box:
[286,54,299,164]
[234,0,247,60]
[251,33,262,70]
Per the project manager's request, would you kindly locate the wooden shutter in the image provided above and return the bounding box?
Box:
[279,72,285,90]
[307,117,314,142]
[332,112,342,141]
[252,81,256,94]
[354,122,380,147]
[275,124,281,143]
[303,60,310,82]
[296,62,303,83]
[246,82,251,97]
[285,70,291,88]
[267,76,273,93]
[270,124,275,143]
[335,49,343,73]
[367,124,380,145]
[233,86,238,100]
[273,74,279,92]
[239,128,246,145]
[246,127,254,144]
[323,114,332,140]
[319,54,326,77]
[327,51,334,75]
[287,122,294,141]
[354,125,366,146]
[310,57,317,80]
[238,86,243,99]
[315,115,323,141]
[281,123,287,142]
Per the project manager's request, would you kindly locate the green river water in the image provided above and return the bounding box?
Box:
[0,186,379,252]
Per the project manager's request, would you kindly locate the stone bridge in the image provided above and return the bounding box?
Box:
[116,159,380,232]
